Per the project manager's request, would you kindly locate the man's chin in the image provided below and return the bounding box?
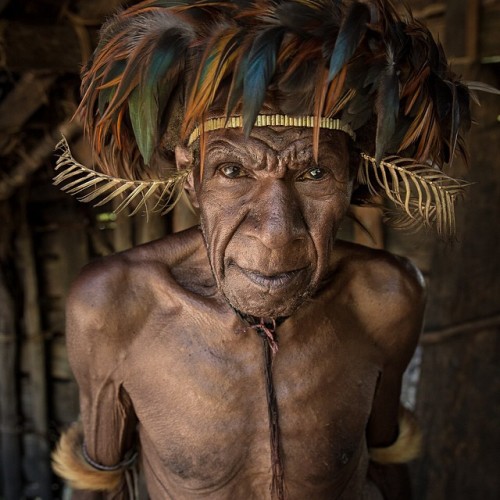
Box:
[222,286,311,320]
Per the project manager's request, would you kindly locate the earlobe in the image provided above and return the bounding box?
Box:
[175,145,193,172]
[175,145,199,209]
[184,171,199,209]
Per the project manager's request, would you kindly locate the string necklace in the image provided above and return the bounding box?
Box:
[235,310,287,500]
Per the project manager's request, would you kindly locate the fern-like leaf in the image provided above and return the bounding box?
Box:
[54,137,191,216]
[358,153,469,236]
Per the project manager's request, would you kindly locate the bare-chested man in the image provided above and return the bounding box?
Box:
[52,1,476,498]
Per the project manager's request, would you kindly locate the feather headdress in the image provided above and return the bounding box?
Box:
[55,0,494,235]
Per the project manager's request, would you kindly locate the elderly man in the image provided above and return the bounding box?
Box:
[53,1,475,498]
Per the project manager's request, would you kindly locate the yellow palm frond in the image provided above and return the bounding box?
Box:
[54,137,191,216]
[358,153,469,236]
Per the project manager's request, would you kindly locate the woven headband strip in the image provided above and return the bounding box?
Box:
[188,115,356,146]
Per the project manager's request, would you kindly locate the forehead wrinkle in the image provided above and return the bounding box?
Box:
[248,137,312,175]
[276,141,313,173]
[205,137,267,169]
[205,134,282,173]
[246,134,315,175]
[204,128,346,174]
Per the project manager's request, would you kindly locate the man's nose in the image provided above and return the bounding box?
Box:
[245,179,306,250]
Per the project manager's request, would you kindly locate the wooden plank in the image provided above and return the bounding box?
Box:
[413,328,500,499]
[51,378,79,426]
[16,212,52,499]
[421,313,500,345]
[465,0,480,61]
[0,269,22,500]
[0,72,55,134]
[444,0,468,57]
[414,0,499,62]
[480,2,500,62]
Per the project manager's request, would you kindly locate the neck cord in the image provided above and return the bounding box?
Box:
[234,311,286,500]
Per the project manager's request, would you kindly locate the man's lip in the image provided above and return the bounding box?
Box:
[231,263,308,289]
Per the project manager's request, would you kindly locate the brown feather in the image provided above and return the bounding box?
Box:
[52,422,122,492]
[313,66,329,162]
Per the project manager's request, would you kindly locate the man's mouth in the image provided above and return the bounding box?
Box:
[232,263,308,290]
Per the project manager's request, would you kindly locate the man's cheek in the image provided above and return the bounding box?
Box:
[200,207,245,277]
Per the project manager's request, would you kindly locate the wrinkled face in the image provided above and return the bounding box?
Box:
[189,127,353,319]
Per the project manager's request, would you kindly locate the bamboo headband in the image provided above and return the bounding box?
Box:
[187,115,356,146]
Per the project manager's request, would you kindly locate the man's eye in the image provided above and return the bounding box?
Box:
[219,164,246,179]
[300,167,327,181]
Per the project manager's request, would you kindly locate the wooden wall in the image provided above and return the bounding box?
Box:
[410,64,500,499]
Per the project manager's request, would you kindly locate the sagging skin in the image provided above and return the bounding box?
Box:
[64,128,425,499]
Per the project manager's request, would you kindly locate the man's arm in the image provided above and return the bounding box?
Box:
[361,254,426,499]
[53,260,138,499]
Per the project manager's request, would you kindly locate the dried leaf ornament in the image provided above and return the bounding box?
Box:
[54,137,191,216]
[358,154,469,236]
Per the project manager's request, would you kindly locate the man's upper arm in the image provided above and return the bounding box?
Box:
[362,253,426,448]
[57,259,138,496]
[356,253,425,500]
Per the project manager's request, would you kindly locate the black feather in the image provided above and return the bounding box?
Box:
[243,26,285,135]
[328,1,370,82]
[375,46,400,161]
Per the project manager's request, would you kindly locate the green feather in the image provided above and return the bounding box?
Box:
[129,29,188,164]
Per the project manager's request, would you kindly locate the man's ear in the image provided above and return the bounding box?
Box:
[175,145,199,209]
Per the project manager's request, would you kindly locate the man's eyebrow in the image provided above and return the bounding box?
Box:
[205,139,268,170]
[204,140,245,158]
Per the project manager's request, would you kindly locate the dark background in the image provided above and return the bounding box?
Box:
[0,1,498,498]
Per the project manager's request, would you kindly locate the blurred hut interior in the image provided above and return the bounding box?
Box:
[0,0,498,498]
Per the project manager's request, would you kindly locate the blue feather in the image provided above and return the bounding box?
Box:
[129,28,189,164]
[328,2,370,82]
[197,49,218,92]
[243,26,284,136]
[225,51,248,121]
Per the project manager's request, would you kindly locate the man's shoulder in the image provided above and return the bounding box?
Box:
[333,240,425,302]
[331,241,426,355]
[64,251,147,348]
[70,226,204,292]
[65,228,207,344]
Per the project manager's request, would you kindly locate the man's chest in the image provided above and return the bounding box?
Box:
[121,308,382,491]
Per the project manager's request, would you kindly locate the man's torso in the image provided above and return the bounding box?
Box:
[69,227,422,499]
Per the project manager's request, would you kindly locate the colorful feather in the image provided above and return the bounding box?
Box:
[184,26,241,135]
[243,26,285,135]
[374,45,399,161]
[128,26,191,164]
[328,1,370,82]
